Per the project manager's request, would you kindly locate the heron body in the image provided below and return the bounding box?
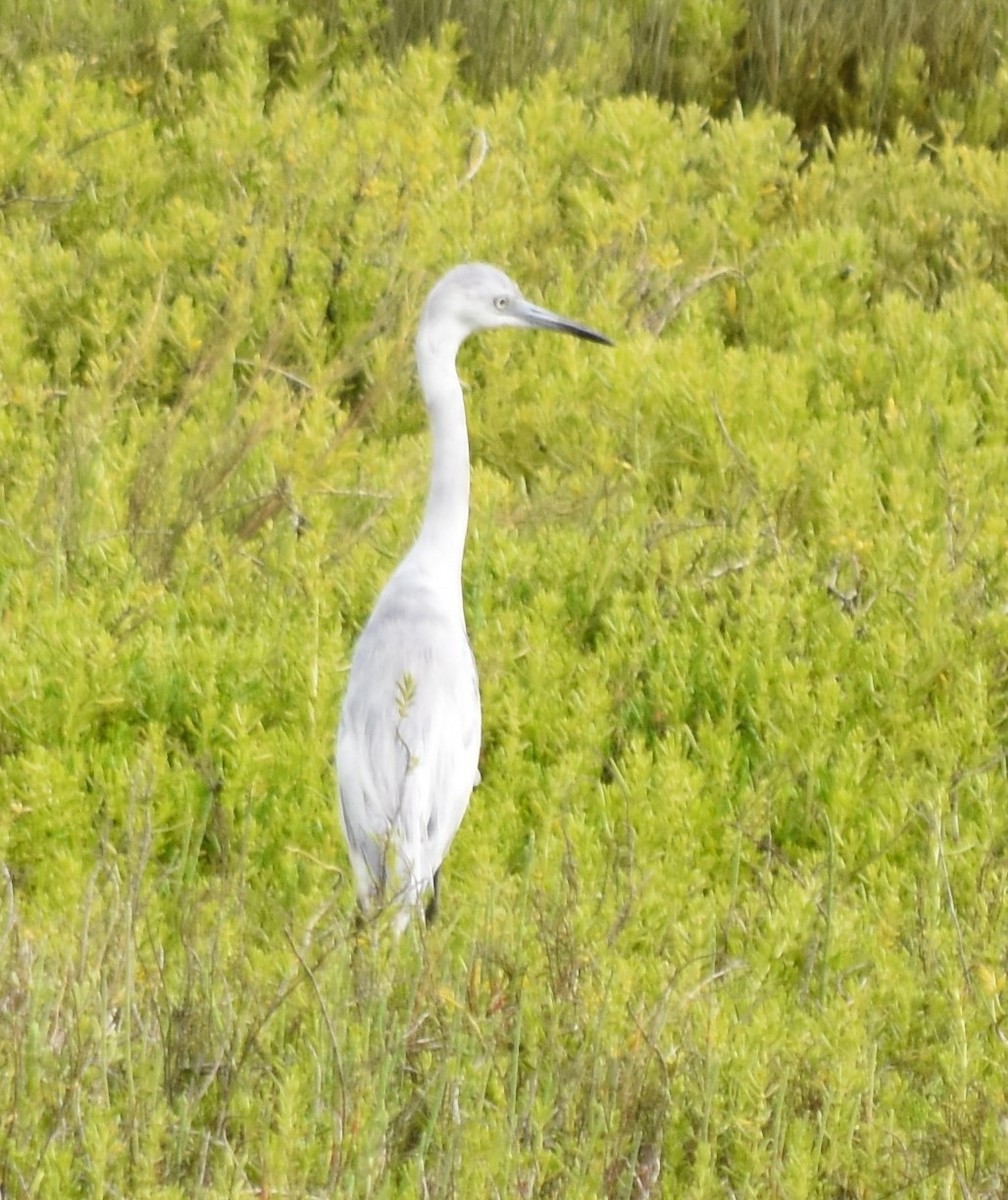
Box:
[335,263,611,931]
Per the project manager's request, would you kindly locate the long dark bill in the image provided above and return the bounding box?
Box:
[519,300,614,346]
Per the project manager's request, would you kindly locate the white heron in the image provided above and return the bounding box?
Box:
[335,263,612,931]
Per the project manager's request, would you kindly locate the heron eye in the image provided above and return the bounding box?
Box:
[493,295,509,311]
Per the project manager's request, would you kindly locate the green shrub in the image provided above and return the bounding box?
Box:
[1,28,1006,1198]
[3,0,1008,145]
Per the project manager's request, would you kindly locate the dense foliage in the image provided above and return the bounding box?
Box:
[3,0,1008,146]
[1,8,1006,1197]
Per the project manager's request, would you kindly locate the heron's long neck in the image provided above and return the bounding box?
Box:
[413,337,471,591]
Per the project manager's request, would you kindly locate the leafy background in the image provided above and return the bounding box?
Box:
[1,1,1006,1196]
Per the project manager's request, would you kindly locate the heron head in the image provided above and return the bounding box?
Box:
[419,262,613,352]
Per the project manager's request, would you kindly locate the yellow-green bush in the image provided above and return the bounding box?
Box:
[6,0,1008,145]
[1,21,1007,1198]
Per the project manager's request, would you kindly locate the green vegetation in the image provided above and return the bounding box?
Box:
[4,0,1008,145]
[1,5,1007,1197]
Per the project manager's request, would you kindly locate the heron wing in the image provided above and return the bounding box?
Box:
[335,585,480,909]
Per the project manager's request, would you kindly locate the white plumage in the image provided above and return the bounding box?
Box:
[335,263,611,931]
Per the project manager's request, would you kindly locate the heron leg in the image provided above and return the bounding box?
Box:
[424,869,441,925]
